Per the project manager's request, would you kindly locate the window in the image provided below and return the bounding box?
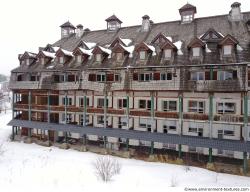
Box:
[160,73,172,80]
[118,99,127,109]
[139,73,152,81]
[118,117,128,128]
[217,102,235,114]
[139,100,151,110]
[191,72,205,80]
[76,55,82,63]
[59,56,64,64]
[97,116,105,125]
[79,97,90,107]
[79,114,89,126]
[139,51,146,60]
[96,74,106,82]
[223,45,232,55]
[62,97,72,106]
[116,53,123,61]
[162,100,177,111]
[192,47,200,57]
[62,114,72,124]
[188,122,204,137]
[26,59,29,65]
[188,100,205,113]
[97,98,109,108]
[139,118,152,131]
[41,58,45,65]
[163,120,177,133]
[114,74,120,81]
[218,71,233,80]
[224,130,235,136]
[96,54,102,62]
[182,14,193,23]
[164,49,172,59]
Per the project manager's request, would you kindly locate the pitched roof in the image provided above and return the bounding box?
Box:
[60,21,76,29]
[179,3,197,14]
[105,14,122,24]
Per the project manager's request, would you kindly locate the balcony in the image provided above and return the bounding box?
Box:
[183,113,209,121]
[129,110,151,117]
[14,103,28,110]
[9,81,39,90]
[214,114,243,123]
[186,80,245,92]
[131,80,180,91]
[155,111,178,119]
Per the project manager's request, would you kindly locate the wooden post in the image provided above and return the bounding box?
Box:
[64,91,68,143]
[28,90,31,137]
[126,94,130,151]
[103,72,107,148]
[11,91,15,141]
[150,92,154,155]
[178,94,183,158]
[243,151,248,174]
[243,93,248,174]
[208,94,213,163]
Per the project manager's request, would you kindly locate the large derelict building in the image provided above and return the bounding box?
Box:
[8,2,250,173]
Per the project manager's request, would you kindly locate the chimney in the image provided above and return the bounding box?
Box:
[229,2,242,21]
[141,15,150,32]
[76,24,84,37]
[60,21,76,39]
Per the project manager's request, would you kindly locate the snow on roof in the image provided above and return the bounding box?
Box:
[205,44,212,53]
[162,34,172,42]
[120,38,132,46]
[27,52,37,58]
[46,65,54,69]
[42,51,55,58]
[120,45,134,53]
[60,49,73,57]
[218,32,224,38]
[52,47,60,52]
[98,46,112,55]
[78,48,93,56]
[237,45,243,51]
[84,41,96,49]
[173,41,183,55]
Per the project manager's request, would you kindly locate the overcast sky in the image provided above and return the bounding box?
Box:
[1,0,250,76]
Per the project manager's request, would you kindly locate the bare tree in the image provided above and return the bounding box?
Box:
[170,174,178,187]
[93,156,122,182]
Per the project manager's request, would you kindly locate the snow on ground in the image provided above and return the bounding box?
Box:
[0,111,249,192]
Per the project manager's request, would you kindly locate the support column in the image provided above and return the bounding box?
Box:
[103,74,107,148]
[126,94,130,151]
[81,93,87,152]
[208,94,213,163]
[28,90,32,137]
[243,93,248,174]
[11,91,15,141]
[47,91,51,143]
[64,91,68,143]
[178,94,183,159]
[150,92,154,155]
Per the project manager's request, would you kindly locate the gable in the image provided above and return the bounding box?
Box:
[219,34,238,46]
[200,28,223,42]
[187,37,205,48]
[151,33,172,45]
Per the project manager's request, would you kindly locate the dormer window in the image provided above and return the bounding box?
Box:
[164,49,172,59]
[41,58,45,65]
[59,56,64,64]
[96,54,102,62]
[26,59,29,65]
[139,51,146,60]
[183,14,193,23]
[192,47,200,57]
[116,53,123,61]
[223,45,232,55]
[76,55,82,63]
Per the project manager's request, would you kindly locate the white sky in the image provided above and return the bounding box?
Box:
[0,0,250,76]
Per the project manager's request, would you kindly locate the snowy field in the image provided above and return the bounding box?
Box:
[0,111,250,192]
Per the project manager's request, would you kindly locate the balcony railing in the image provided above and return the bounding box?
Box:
[9,81,39,89]
[183,113,209,121]
[155,111,178,119]
[214,114,243,123]
[186,80,245,92]
[131,80,180,91]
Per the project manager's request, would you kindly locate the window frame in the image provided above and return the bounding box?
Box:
[216,102,236,114]
[223,45,232,56]
[188,100,205,114]
[162,100,177,112]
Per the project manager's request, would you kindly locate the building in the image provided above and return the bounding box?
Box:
[8,2,250,173]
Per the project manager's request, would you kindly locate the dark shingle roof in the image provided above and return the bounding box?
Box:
[105,14,122,24]
[179,3,197,14]
[60,21,76,29]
